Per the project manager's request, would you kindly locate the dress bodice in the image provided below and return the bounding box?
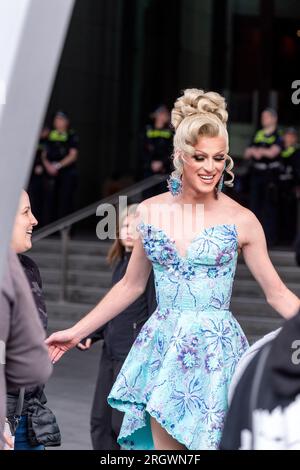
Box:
[137,222,238,312]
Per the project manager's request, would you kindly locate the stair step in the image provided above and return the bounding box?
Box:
[44,284,108,304]
[40,268,112,287]
[30,243,298,271]
[46,299,93,314]
[236,264,300,283]
[33,260,300,288]
[31,238,112,256]
[235,315,283,335]
[232,280,300,298]
[32,239,296,265]
[37,266,300,290]
[30,252,111,271]
[239,250,297,267]
[230,296,278,317]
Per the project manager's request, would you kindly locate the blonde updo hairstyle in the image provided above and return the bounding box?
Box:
[171,88,234,187]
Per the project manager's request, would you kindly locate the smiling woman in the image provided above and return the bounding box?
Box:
[169,89,234,199]
[6,190,61,450]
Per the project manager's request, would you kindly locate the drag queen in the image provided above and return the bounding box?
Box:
[46,89,300,450]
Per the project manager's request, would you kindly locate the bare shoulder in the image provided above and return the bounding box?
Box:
[234,207,264,247]
[140,191,170,207]
[217,194,245,220]
[220,195,263,246]
[220,194,256,224]
[136,191,171,222]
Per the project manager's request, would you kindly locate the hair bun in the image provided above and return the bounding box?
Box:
[171,88,228,131]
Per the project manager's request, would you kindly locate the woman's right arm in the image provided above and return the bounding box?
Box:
[46,234,152,362]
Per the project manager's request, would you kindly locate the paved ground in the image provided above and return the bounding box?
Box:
[45,334,103,450]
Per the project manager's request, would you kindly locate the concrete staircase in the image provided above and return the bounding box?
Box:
[30,239,300,344]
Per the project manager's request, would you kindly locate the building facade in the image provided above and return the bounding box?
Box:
[44,0,300,208]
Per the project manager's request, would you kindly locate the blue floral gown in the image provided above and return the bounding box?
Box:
[108,222,249,450]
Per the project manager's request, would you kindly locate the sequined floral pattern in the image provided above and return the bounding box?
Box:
[137,222,196,280]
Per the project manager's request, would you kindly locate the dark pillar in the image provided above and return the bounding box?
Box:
[258,0,274,115]
[211,0,228,93]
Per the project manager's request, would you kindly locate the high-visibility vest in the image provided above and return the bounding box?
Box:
[253,129,277,145]
[146,128,172,140]
[281,146,297,159]
[48,129,71,142]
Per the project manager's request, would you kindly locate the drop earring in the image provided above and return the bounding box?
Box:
[217,162,226,197]
[168,149,184,196]
[167,173,182,196]
[217,173,224,194]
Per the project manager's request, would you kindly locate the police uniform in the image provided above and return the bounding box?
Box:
[278,144,300,243]
[140,124,173,198]
[142,125,173,177]
[249,128,282,245]
[43,128,79,224]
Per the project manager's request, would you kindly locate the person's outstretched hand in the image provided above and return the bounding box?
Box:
[45,328,81,363]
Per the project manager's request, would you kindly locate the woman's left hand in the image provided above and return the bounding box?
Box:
[45,328,81,363]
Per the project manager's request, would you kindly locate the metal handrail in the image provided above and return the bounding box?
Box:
[33,175,167,301]
[33,175,166,241]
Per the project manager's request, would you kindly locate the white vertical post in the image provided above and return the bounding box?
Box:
[0,0,74,284]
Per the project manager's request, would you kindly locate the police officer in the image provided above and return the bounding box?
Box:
[244,108,282,246]
[41,111,79,225]
[142,105,173,178]
[140,105,173,198]
[278,128,300,244]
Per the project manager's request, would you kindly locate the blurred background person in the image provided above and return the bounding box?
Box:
[244,108,282,246]
[41,111,79,225]
[77,205,156,450]
[141,105,172,178]
[6,190,60,450]
[27,126,50,228]
[140,105,172,198]
[278,127,300,244]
